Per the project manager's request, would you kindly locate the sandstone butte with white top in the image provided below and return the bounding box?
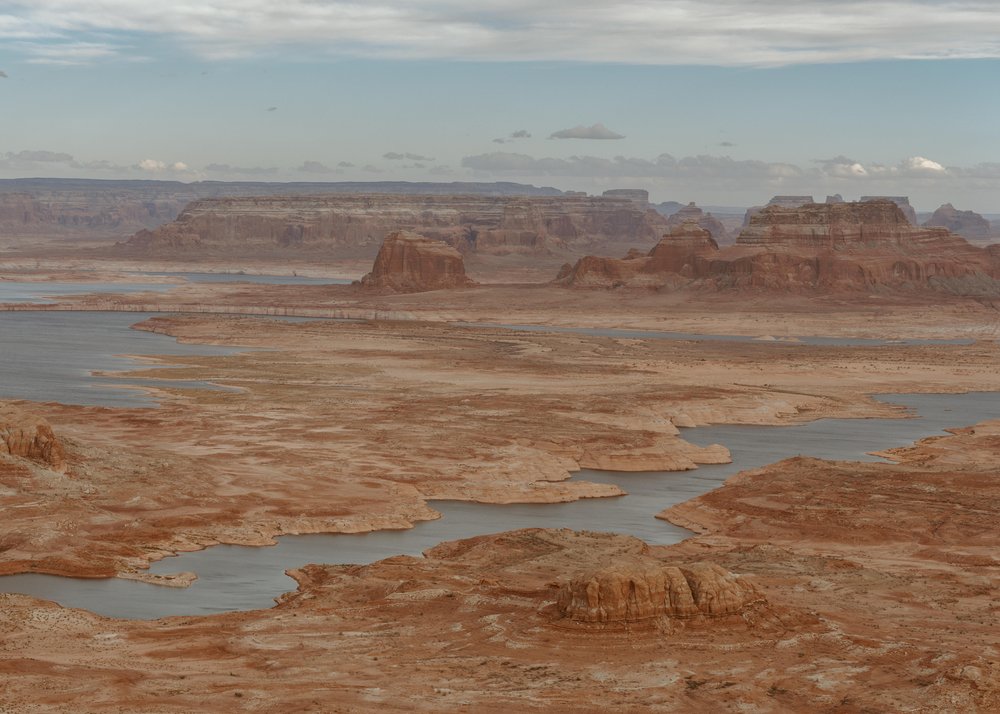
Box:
[359,230,476,293]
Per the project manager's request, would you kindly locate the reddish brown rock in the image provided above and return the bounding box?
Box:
[117,194,669,260]
[924,203,994,242]
[360,231,475,292]
[0,406,66,472]
[559,200,1000,294]
[556,560,761,625]
[555,221,718,288]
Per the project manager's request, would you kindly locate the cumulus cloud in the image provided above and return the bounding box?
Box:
[383,151,434,161]
[549,123,624,140]
[337,161,356,168]
[7,2,999,66]
[493,129,532,144]
[136,158,190,172]
[5,150,74,163]
[0,70,7,78]
[297,160,333,173]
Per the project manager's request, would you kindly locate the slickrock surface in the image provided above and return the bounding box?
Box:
[116,193,668,261]
[359,231,475,292]
[2,313,999,580]
[924,202,995,243]
[4,423,1000,711]
[0,404,66,472]
[559,200,1000,293]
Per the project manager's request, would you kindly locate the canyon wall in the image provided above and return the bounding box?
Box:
[557,200,1000,295]
[117,194,669,260]
[0,178,562,241]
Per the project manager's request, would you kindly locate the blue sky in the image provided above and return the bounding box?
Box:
[2,1,1000,209]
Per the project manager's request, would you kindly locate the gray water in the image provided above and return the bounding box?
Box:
[0,273,350,305]
[0,280,178,304]
[0,312,240,407]
[2,390,995,619]
[137,272,352,286]
[456,322,979,347]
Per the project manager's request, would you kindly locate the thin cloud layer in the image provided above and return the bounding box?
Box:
[3,2,1000,66]
[383,152,434,161]
[550,123,624,140]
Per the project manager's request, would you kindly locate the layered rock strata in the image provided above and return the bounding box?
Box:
[118,194,669,260]
[359,231,476,292]
[924,203,994,242]
[556,560,761,625]
[557,200,1000,294]
[0,405,66,472]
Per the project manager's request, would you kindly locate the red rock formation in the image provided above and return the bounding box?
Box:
[0,406,66,472]
[558,200,1000,294]
[117,194,669,260]
[359,231,475,292]
[555,221,718,288]
[924,203,994,243]
[556,560,762,624]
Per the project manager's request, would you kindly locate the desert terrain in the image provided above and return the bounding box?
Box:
[1,186,999,711]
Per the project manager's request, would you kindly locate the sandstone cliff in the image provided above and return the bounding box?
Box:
[360,231,475,292]
[116,194,669,261]
[924,203,994,243]
[0,406,66,472]
[557,200,1000,294]
[556,560,762,625]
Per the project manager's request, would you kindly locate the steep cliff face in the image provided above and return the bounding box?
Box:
[924,203,994,242]
[557,201,1000,294]
[117,194,669,260]
[359,231,475,292]
[0,406,66,473]
[0,191,187,236]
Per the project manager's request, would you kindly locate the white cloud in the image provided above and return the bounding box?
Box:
[297,160,334,173]
[550,123,624,140]
[383,152,434,161]
[3,2,1000,66]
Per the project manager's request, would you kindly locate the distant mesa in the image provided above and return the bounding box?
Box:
[602,188,649,207]
[116,193,669,261]
[0,405,66,473]
[359,230,476,293]
[860,196,918,225]
[665,202,729,243]
[557,199,1000,294]
[556,560,763,626]
[923,203,993,243]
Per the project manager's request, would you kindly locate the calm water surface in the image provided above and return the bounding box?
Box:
[0,304,996,618]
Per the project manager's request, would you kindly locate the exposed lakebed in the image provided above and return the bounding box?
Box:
[0,303,997,618]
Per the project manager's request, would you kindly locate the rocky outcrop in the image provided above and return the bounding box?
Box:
[556,560,761,624]
[860,196,917,224]
[665,202,728,242]
[359,231,475,292]
[0,406,66,472]
[924,203,994,242]
[117,194,669,261]
[602,189,649,206]
[558,200,1000,294]
[555,221,718,288]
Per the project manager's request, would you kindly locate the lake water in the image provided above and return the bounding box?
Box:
[0,305,996,618]
[2,390,995,619]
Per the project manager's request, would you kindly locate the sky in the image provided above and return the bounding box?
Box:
[2,1,1000,210]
